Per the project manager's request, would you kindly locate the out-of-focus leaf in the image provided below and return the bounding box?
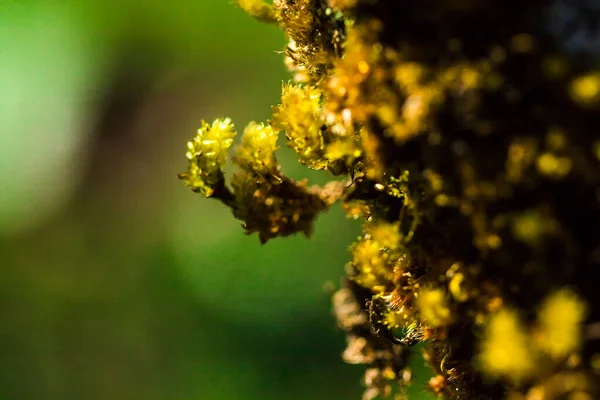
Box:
[0,2,108,235]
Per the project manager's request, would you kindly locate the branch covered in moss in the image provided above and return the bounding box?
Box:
[179,1,600,399]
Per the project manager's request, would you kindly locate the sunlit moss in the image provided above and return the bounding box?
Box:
[328,0,357,10]
[382,308,407,329]
[271,83,328,169]
[536,152,572,179]
[236,0,277,23]
[394,62,426,90]
[398,86,444,141]
[350,237,393,291]
[229,172,330,243]
[178,118,236,196]
[535,289,587,360]
[448,272,470,303]
[416,287,452,328]
[506,138,537,183]
[511,209,558,246]
[365,221,402,251]
[479,309,535,384]
[324,139,362,165]
[179,1,600,399]
[360,128,384,179]
[569,73,600,107]
[233,121,279,174]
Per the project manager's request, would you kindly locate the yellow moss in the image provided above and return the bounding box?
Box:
[275,0,340,82]
[351,238,393,290]
[434,194,450,206]
[272,83,328,169]
[535,289,587,360]
[512,213,541,246]
[442,63,485,91]
[326,21,383,124]
[229,171,328,243]
[479,309,535,383]
[179,118,237,196]
[383,309,408,329]
[448,273,470,302]
[416,287,451,328]
[536,152,572,179]
[325,140,362,163]
[233,121,279,174]
[237,0,277,23]
[569,73,600,107]
[180,3,600,398]
[423,169,444,192]
[394,62,426,91]
[506,138,537,183]
[328,0,358,10]
[375,102,399,127]
[460,67,484,89]
[524,387,544,400]
[366,221,402,251]
[396,86,444,141]
[485,234,502,249]
[361,129,384,179]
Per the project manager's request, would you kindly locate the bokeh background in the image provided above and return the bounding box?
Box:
[0,2,434,399]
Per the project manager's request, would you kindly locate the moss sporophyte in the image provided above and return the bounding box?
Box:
[178,1,600,399]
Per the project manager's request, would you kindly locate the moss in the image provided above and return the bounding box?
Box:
[178,1,600,398]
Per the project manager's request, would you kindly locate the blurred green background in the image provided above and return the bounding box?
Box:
[0,1,434,399]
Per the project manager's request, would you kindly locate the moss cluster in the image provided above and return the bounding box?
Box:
[179,1,600,398]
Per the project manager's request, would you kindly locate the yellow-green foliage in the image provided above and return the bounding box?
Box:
[271,83,327,169]
[416,287,451,328]
[479,309,535,384]
[237,0,276,23]
[179,1,600,399]
[478,289,588,385]
[233,122,279,175]
[569,73,600,107]
[535,289,587,360]
[179,118,236,196]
